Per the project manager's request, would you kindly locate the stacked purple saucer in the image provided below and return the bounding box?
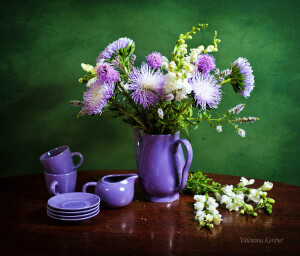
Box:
[47,192,100,223]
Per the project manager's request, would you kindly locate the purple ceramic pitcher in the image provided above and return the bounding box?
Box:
[82,174,138,208]
[133,129,193,203]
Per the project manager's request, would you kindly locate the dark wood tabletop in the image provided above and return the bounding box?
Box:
[0,170,299,256]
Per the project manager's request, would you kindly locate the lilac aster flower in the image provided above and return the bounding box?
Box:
[230,57,255,98]
[83,80,114,115]
[97,64,119,84]
[189,73,222,111]
[127,63,166,108]
[196,54,216,74]
[146,52,164,69]
[97,37,134,62]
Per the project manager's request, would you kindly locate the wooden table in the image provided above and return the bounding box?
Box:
[0,170,299,256]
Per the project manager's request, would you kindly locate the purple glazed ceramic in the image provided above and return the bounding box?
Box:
[82,174,138,208]
[44,171,77,196]
[47,192,100,211]
[47,205,99,215]
[47,209,99,223]
[47,208,99,219]
[133,129,193,203]
[40,146,84,174]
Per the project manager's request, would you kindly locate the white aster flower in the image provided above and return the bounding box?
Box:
[261,181,273,191]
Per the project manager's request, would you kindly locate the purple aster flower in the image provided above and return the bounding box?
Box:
[196,54,216,74]
[146,52,164,69]
[230,57,255,98]
[127,63,166,108]
[97,63,119,84]
[83,80,114,115]
[189,73,222,111]
[97,37,134,62]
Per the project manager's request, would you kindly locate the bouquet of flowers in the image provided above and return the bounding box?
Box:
[70,23,258,138]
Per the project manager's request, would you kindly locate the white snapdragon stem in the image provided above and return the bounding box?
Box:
[194,195,222,228]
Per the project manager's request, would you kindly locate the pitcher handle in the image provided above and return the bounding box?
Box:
[82,182,97,193]
[172,139,193,192]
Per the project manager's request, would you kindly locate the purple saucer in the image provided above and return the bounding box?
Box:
[47,208,99,219]
[47,209,100,223]
[47,205,99,215]
[47,192,100,211]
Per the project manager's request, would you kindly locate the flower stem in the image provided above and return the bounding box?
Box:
[220,78,231,85]
[174,100,193,123]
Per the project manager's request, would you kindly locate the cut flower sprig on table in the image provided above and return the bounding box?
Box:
[183,171,275,229]
[70,23,259,138]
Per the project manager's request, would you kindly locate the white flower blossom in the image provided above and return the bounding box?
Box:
[194,202,205,211]
[157,108,164,119]
[237,128,246,137]
[216,125,222,133]
[220,195,231,205]
[205,214,213,222]
[261,181,273,191]
[247,189,262,203]
[81,63,97,75]
[161,56,169,70]
[195,210,206,222]
[238,177,255,187]
[215,192,222,201]
[213,213,222,225]
[194,195,206,202]
[86,77,98,87]
[205,45,218,53]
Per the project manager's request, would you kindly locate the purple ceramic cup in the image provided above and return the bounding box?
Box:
[40,146,84,174]
[44,171,77,196]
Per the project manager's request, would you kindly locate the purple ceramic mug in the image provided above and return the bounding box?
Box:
[44,171,77,196]
[40,146,84,174]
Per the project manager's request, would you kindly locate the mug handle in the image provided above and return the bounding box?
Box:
[82,182,97,193]
[172,139,193,192]
[72,152,84,170]
[50,180,59,196]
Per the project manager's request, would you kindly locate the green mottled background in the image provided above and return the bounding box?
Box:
[0,0,299,185]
